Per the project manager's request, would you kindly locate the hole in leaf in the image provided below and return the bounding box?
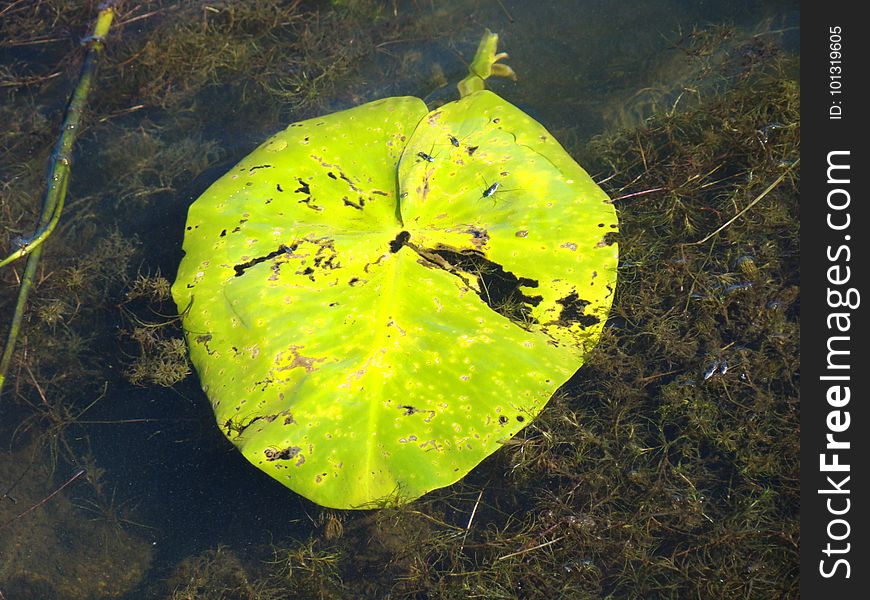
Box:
[556,292,600,328]
[233,244,296,277]
[389,231,411,253]
[428,247,542,327]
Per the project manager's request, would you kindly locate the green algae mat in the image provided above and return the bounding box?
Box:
[172,36,618,510]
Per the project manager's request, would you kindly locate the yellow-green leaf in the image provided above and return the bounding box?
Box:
[172,91,617,509]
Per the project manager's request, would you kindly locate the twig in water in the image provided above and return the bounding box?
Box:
[498,535,566,560]
[611,187,666,203]
[494,0,515,22]
[0,469,86,529]
[687,159,799,246]
[460,489,484,553]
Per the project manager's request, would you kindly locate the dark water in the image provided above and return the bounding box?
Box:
[1,1,799,597]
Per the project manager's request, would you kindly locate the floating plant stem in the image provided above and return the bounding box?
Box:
[0,3,116,395]
[687,158,800,246]
[0,468,86,529]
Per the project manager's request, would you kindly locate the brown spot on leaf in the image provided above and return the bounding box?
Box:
[195,334,215,355]
[280,345,326,372]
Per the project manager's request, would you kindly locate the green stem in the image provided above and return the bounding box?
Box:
[0,4,115,396]
[457,29,517,98]
[0,170,69,268]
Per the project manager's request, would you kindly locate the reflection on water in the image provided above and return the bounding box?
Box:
[1,1,799,597]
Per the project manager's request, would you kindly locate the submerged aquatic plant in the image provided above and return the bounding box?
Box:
[0,5,116,395]
[173,31,618,509]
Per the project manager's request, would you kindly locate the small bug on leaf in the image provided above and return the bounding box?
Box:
[482,181,500,198]
[478,176,515,206]
[415,142,438,163]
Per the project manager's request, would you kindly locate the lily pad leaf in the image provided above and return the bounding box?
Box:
[172,92,617,509]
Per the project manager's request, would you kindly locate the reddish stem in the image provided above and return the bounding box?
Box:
[611,187,666,203]
[0,469,86,529]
